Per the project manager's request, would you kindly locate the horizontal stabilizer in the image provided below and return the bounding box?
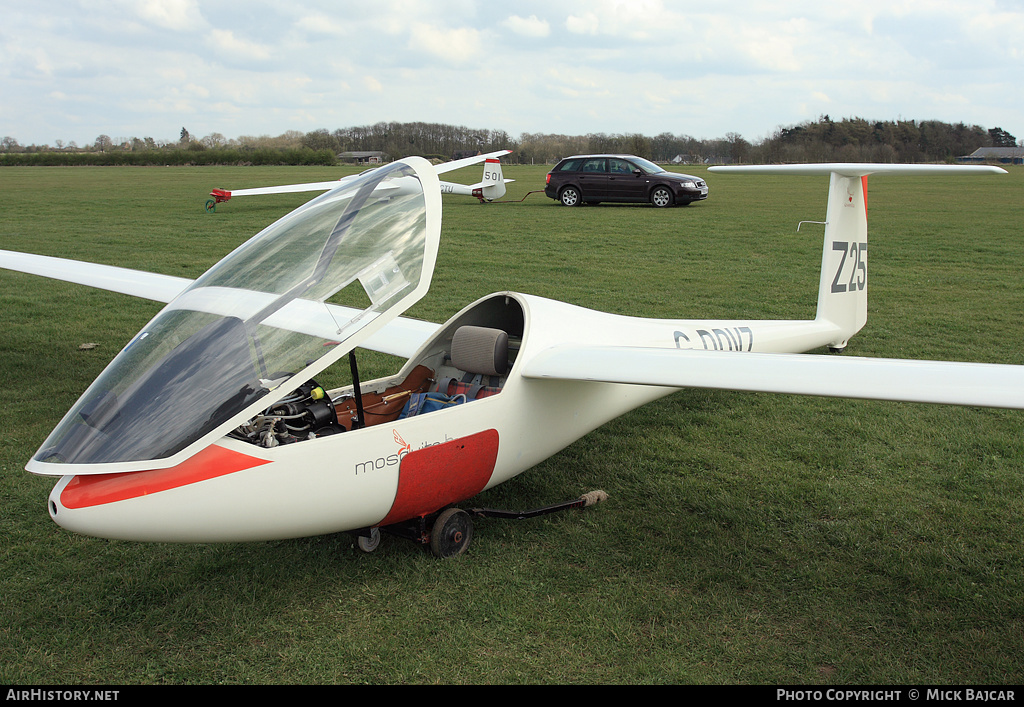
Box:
[524,345,1024,410]
[710,164,1007,177]
[468,179,516,189]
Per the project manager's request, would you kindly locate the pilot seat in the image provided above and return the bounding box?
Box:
[432,325,510,400]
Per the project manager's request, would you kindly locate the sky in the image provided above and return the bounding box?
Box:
[2,0,1023,148]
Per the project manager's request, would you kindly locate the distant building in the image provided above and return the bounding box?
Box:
[339,151,387,164]
[672,154,705,165]
[958,147,1024,165]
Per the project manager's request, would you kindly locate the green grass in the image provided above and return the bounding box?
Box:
[1,163,1023,685]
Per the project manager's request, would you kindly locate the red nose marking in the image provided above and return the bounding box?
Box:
[60,446,271,509]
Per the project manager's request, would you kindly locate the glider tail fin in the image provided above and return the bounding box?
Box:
[814,172,869,351]
[709,163,1007,352]
[475,158,507,202]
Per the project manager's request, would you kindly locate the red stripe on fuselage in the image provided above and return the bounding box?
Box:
[379,429,498,526]
[59,445,271,509]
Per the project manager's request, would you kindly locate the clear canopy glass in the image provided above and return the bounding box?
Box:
[31,159,438,471]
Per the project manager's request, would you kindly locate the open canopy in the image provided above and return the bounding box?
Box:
[29,157,441,475]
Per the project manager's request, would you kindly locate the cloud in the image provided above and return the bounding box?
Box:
[566,12,601,36]
[407,23,483,64]
[734,19,807,73]
[502,14,550,38]
[564,1,673,39]
[206,29,272,62]
[132,0,204,32]
[292,13,350,38]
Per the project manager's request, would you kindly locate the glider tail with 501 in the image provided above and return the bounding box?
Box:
[0,159,1016,557]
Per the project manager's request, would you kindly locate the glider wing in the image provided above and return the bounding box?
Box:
[0,249,439,358]
[434,149,512,174]
[523,345,1024,410]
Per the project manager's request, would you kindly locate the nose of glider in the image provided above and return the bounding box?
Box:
[42,444,278,541]
[47,484,61,523]
[45,474,190,542]
[47,476,88,536]
[47,475,135,540]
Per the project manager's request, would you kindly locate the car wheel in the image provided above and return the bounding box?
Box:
[559,186,581,207]
[650,186,673,208]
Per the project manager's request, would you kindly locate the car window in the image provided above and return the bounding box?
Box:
[630,157,666,175]
[557,159,583,172]
[581,158,606,173]
[608,159,634,174]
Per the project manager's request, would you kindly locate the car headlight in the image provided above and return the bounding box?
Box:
[678,180,695,188]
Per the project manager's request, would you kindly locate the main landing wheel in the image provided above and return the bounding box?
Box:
[430,508,473,558]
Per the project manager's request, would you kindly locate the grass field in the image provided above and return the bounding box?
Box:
[0,162,1022,685]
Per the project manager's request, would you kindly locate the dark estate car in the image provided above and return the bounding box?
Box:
[544,154,709,207]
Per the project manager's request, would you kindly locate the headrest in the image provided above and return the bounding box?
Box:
[451,326,509,376]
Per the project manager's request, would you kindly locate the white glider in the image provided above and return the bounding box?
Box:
[206,149,513,211]
[0,159,1016,557]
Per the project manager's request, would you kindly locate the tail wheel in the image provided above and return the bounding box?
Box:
[430,508,473,558]
[356,527,381,553]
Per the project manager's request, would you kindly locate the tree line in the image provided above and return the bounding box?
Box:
[2,117,1017,167]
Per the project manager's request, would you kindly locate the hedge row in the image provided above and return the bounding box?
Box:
[0,147,338,167]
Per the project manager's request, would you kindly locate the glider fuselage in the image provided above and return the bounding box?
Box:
[46,289,846,542]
